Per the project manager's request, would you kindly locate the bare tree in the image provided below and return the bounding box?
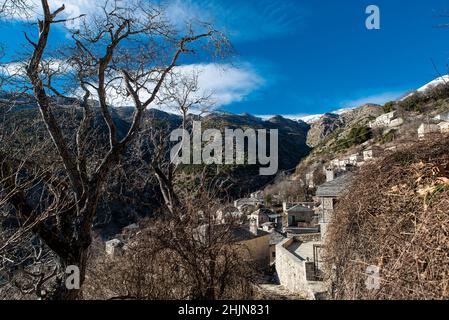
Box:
[0,0,228,299]
[159,70,215,125]
[137,71,216,215]
[0,0,30,18]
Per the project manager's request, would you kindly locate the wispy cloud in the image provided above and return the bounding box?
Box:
[3,0,97,22]
[165,0,303,41]
[183,63,265,107]
[5,0,303,42]
[113,63,265,110]
[2,60,264,111]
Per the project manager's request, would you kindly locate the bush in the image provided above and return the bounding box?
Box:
[85,194,259,300]
[347,126,373,146]
[265,194,273,206]
[324,136,449,300]
[397,83,449,113]
[382,101,395,113]
[398,93,426,112]
[378,129,397,144]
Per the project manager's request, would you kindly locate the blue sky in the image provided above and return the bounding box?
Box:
[223,0,449,117]
[2,0,449,117]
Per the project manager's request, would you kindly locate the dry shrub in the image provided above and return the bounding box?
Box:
[83,194,259,300]
[325,135,449,300]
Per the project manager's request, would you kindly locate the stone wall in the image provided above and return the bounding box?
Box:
[319,222,329,241]
[239,234,271,269]
[295,233,321,242]
[276,238,316,299]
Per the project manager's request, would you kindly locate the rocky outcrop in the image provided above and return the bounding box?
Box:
[306,113,344,148]
[306,104,382,148]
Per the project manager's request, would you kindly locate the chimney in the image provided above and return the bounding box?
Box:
[249,218,258,236]
[326,167,335,182]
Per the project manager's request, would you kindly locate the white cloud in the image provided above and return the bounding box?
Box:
[5,0,96,21]
[6,61,263,111]
[180,63,264,106]
[103,63,264,110]
[1,61,24,76]
[2,59,72,76]
[2,48,264,112]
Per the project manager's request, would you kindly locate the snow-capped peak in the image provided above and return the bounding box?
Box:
[256,114,323,123]
[417,75,449,93]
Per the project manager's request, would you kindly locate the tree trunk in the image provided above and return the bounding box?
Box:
[42,196,98,300]
[48,248,89,300]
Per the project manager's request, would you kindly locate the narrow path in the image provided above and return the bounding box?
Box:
[256,283,309,300]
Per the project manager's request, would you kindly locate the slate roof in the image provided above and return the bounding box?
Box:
[316,173,355,198]
[231,227,271,242]
[250,208,276,218]
[235,198,261,207]
[270,231,286,246]
[287,204,314,213]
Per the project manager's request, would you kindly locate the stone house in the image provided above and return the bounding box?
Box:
[338,159,351,168]
[438,122,449,134]
[235,221,271,268]
[305,172,315,189]
[369,111,398,128]
[269,231,286,265]
[238,203,258,215]
[105,239,124,258]
[348,153,364,166]
[234,198,263,210]
[418,123,440,139]
[285,204,315,228]
[316,172,354,240]
[388,117,404,128]
[283,201,314,212]
[434,111,449,121]
[363,146,383,161]
[249,208,281,228]
[330,159,340,168]
[250,190,265,200]
[216,206,242,224]
[330,158,358,171]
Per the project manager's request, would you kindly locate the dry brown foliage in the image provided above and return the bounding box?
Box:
[324,134,449,300]
[83,194,259,300]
